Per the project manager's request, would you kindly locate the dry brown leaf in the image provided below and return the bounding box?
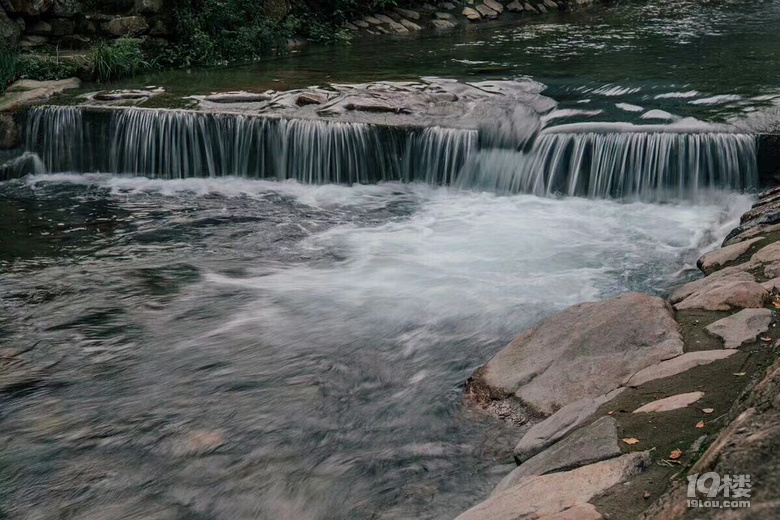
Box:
[773,301,780,308]
[669,448,683,460]
[696,420,705,429]
[734,372,746,377]
[622,438,640,445]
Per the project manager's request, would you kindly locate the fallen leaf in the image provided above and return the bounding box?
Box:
[607,410,615,415]
[702,408,714,414]
[696,420,705,429]
[761,337,772,342]
[669,449,683,460]
[773,301,780,308]
[643,491,651,499]
[733,372,746,377]
[622,438,640,445]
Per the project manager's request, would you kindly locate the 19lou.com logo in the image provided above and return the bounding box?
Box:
[687,472,751,508]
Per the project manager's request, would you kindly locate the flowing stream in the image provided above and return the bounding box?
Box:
[1,0,777,518]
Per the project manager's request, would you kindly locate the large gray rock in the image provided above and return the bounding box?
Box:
[626,350,738,387]
[673,278,768,311]
[393,7,420,19]
[483,0,504,13]
[669,268,756,304]
[752,242,780,264]
[475,3,498,17]
[697,237,763,275]
[103,16,148,36]
[5,0,54,16]
[0,7,21,48]
[633,391,704,413]
[495,416,620,494]
[513,388,624,463]
[705,308,773,349]
[471,293,683,415]
[454,452,651,520]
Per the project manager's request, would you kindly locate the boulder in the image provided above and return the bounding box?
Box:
[5,0,54,16]
[52,0,82,17]
[374,13,395,23]
[513,389,624,463]
[752,241,780,264]
[364,15,382,25]
[440,1,456,9]
[632,391,704,413]
[394,7,421,19]
[429,19,457,29]
[669,267,756,304]
[103,16,149,36]
[626,350,738,387]
[49,18,75,36]
[19,34,48,49]
[495,416,620,494]
[673,279,768,311]
[471,293,683,415]
[0,114,21,149]
[27,20,52,35]
[705,308,773,349]
[483,0,504,13]
[766,262,780,279]
[506,1,523,11]
[353,19,369,28]
[697,237,763,275]
[462,7,481,20]
[537,4,548,13]
[544,0,558,8]
[0,78,81,111]
[296,92,326,106]
[475,3,498,17]
[0,7,21,48]
[524,2,536,11]
[399,18,421,30]
[454,452,651,520]
[435,11,455,20]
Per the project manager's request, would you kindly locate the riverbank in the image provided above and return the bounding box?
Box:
[457,186,780,519]
[1,0,599,89]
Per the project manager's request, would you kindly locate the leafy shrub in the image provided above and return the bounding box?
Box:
[0,49,18,94]
[92,38,155,82]
[16,56,83,81]
[165,0,294,67]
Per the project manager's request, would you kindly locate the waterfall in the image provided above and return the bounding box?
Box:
[19,106,760,200]
[456,130,758,199]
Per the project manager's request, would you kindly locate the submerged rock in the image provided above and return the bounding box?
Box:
[495,416,621,494]
[705,308,773,349]
[455,452,651,520]
[468,293,683,416]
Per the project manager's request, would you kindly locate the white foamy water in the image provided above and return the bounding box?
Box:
[2,174,755,519]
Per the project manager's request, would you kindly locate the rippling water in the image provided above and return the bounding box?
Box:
[0,175,751,518]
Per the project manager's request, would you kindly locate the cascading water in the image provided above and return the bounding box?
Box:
[20,106,759,200]
[456,127,758,199]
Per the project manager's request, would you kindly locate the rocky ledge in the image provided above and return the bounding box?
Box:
[342,0,596,37]
[458,186,780,519]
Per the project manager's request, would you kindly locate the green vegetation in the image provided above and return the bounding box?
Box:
[92,39,155,82]
[0,49,17,94]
